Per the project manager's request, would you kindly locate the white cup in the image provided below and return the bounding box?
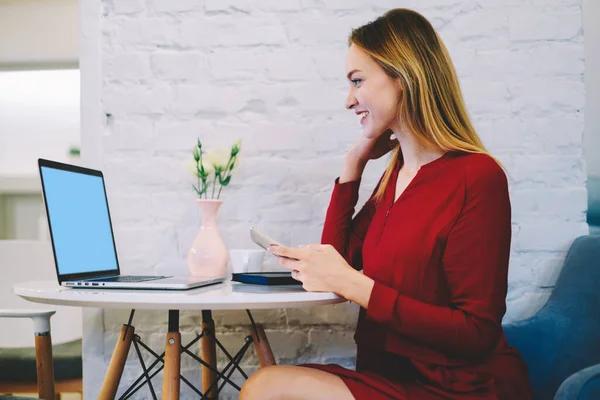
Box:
[229,249,265,274]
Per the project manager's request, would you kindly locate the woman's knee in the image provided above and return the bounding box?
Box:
[239,365,283,400]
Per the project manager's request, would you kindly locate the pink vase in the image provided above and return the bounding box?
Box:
[187,199,228,278]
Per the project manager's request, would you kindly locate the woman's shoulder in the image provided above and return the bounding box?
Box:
[451,151,508,188]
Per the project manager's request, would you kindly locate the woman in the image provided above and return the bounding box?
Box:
[240,8,533,400]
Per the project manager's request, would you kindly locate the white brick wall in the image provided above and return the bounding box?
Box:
[80,0,588,397]
[583,0,600,177]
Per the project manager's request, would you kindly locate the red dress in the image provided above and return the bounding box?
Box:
[301,151,534,399]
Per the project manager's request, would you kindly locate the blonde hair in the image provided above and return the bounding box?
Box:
[349,8,504,204]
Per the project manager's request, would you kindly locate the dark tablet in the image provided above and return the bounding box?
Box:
[231,272,301,286]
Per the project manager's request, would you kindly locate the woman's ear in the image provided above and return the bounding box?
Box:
[394,77,403,90]
[394,80,405,106]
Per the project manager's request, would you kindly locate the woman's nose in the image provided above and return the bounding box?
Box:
[345,93,357,110]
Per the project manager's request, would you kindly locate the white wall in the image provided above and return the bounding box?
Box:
[0,0,80,176]
[79,0,588,398]
[583,0,600,177]
[0,0,78,69]
[0,70,81,177]
[0,70,80,240]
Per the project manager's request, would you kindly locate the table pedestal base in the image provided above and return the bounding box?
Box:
[251,325,276,368]
[99,317,135,399]
[201,310,217,399]
[99,309,275,400]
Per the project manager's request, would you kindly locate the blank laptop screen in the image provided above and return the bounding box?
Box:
[40,166,118,276]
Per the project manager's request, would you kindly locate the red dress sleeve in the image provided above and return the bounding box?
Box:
[321,177,380,271]
[366,163,511,360]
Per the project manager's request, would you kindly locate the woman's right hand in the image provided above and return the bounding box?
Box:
[339,130,399,183]
[347,130,398,163]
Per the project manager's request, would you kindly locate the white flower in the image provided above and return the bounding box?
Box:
[206,148,231,172]
[183,159,197,176]
[200,158,214,176]
[183,158,213,178]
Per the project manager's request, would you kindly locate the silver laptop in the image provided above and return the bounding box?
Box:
[38,158,225,290]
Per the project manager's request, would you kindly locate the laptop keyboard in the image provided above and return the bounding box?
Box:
[91,275,170,283]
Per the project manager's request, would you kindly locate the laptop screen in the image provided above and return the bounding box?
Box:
[40,165,119,277]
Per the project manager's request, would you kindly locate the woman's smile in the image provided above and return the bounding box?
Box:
[356,110,370,125]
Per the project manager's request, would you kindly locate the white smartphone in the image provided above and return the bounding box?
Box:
[249,226,298,260]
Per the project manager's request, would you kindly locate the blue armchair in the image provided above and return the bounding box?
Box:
[588,176,600,235]
[554,363,600,400]
[503,235,600,400]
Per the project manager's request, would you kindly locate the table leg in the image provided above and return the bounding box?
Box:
[162,310,180,400]
[201,310,218,399]
[250,324,276,368]
[98,324,135,400]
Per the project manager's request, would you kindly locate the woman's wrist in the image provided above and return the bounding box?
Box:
[340,154,367,184]
[338,268,375,309]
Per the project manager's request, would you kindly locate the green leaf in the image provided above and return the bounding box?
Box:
[192,184,202,196]
[231,139,241,156]
[224,155,236,171]
[219,175,232,186]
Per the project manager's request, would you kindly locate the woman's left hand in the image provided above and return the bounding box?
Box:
[267,244,356,294]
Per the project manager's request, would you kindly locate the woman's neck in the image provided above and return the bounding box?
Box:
[393,129,445,174]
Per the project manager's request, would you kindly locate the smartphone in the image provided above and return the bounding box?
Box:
[249,226,299,260]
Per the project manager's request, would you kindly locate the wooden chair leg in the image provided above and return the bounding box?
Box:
[251,325,276,368]
[201,319,218,399]
[35,333,56,400]
[98,324,135,400]
[162,331,181,400]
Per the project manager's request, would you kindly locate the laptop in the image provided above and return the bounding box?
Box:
[38,158,225,290]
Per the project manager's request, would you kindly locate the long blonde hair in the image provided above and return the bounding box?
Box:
[349,8,504,204]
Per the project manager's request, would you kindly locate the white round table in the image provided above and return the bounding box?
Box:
[13,280,345,310]
[13,280,346,400]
